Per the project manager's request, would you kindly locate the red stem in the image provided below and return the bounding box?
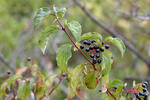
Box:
[54,14,96,70]
[107,89,117,100]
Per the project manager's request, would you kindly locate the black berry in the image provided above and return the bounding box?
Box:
[136,93,142,100]
[139,92,144,96]
[102,42,104,45]
[93,58,97,64]
[80,45,84,49]
[96,48,100,53]
[91,40,96,43]
[89,46,93,50]
[105,45,110,49]
[7,71,11,75]
[90,53,94,58]
[85,48,90,52]
[94,46,99,49]
[142,84,147,88]
[83,40,88,44]
[100,47,104,52]
[114,87,117,89]
[143,81,148,86]
[27,57,31,61]
[87,40,91,45]
[97,59,102,64]
[143,88,147,93]
[96,53,100,58]
[62,72,67,77]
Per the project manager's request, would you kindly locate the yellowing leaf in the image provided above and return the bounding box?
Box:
[84,70,99,89]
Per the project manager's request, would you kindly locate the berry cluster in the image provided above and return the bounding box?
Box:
[80,39,109,65]
[136,81,149,100]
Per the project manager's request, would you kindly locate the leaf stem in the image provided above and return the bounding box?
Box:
[54,14,96,70]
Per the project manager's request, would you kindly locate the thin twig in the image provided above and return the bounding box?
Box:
[0,52,16,72]
[54,13,96,70]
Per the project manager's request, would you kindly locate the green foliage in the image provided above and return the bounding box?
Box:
[101,50,113,77]
[67,21,82,40]
[84,70,99,89]
[34,7,51,29]
[105,37,126,56]
[79,32,102,41]
[68,64,85,95]
[56,44,72,72]
[107,80,124,89]
[0,4,129,100]
[53,7,67,19]
[108,80,124,100]
[7,75,22,90]
[38,25,59,54]
[17,79,34,99]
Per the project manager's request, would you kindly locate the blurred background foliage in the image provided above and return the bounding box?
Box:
[0,0,150,100]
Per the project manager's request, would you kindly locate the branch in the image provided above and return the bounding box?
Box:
[0,52,16,72]
[54,13,96,70]
[73,0,150,66]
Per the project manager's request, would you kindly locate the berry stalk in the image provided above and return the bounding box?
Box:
[54,14,96,70]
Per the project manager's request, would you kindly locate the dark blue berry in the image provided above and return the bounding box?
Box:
[93,58,97,64]
[89,46,93,50]
[97,59,102,64]
[100,47,104,52]
[96,48,100,53]
[105,45,110,49]
[80,45,84,49]
[27,57,31,61]
[83,40,88,44]
[94,46,99,49]
[142,84,147,88]
[7,71,11,75]
[139,92,144,96]
[143,88,147,93]
[114,87,117,89]
[96,53,100,58]
[90,53,94,58]
[91,40,96,43]
[143,81,148,86]
[87,40,91,45]
[85,48,90,52]
[136,93,142,100]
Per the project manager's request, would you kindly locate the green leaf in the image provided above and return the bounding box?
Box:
[56,44,72,72]
[57,8,66,19]
[18,80,34,99]
[18,80,26,99]
[108,80,124,99]
[105,37,126,56]
[67,85,76,99]
[101,50,113,77]
[68,64,85,94]
[108,80,124,89]
[84,70,99,89]
[33,7,51,29]
[7,75,22,90]
[67,21,82,40]
[53,6,66,19]
[0,81,8,98]
[79,32,102,41]
[38,25,59,54]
